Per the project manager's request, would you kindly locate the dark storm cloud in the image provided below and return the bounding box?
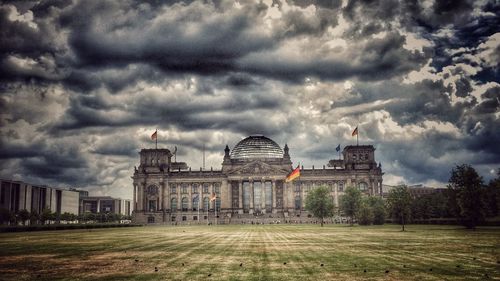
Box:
[59,0,272,73]
[1,0,499,192]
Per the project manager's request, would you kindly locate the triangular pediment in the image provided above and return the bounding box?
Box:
[226,160,289,176]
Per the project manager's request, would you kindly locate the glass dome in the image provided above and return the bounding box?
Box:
[230,135,283,159]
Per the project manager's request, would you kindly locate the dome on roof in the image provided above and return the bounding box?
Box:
[230,135,283,159]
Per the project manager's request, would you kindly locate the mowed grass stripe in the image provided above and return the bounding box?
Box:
[0,225,498,281]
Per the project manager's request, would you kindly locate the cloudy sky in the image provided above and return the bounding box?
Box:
[1,0,499,199]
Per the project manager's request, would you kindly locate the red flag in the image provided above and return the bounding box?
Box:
[352,127,358,137]
[151,130,157,140]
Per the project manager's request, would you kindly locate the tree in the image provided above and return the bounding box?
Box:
[368,196,386,225]
[30,211,39,225]
[387,185,412,231]
[40,208,53,225]
[357,198,374,225]
[339,186,362,225]
[485,170,500,217]
[305,185,335,226]
[17,209,30,226]
[448,164,486,229]
[0,208,14,225]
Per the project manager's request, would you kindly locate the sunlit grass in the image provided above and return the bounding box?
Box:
[0,224,498,280]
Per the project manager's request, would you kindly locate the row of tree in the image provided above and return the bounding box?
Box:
[0,208,132,226]
[305,164,499,230]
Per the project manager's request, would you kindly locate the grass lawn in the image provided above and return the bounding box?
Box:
[0,224,498,281]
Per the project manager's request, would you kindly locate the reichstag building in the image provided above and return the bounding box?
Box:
[132,135,383,224]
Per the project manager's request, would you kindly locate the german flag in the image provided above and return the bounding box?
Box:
[352,126,358,136]
[285,165,300,183]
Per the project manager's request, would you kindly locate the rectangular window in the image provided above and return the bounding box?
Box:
[171,186,177,194]
[148,200,156,212]
[203,184,209,193]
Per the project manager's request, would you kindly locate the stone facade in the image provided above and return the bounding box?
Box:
[132,136,383,224]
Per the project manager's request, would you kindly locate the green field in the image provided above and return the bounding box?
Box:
[0,224,498,281]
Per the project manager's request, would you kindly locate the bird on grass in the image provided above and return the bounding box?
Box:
[385,270,389,274]
[182,263,185,266]
[239,263,243,267]
[208,274,212,277]
[283,262,287,265]
[135,259,139,262]
[354,264,357,267]
[429,268,433,271]
[363,269,367,273]
[155,267,158,272]
[456,265,461,268]
[320,264,324,267]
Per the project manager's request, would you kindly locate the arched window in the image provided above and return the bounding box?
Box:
[203,197,209,211]
[146,185,158,196]
[358,182,368,192]
[171,198,177,211]
[295,196,301,210]
[181,197,188,211]
[193,196,199,211]
[327,182,334,192]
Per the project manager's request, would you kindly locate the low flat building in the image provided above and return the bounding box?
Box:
[79,196,131,216]
[0,179,79,215]
[408,184,446,198]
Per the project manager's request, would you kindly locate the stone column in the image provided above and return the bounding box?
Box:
[222,180,230,209]
[261,180,266,211]
[137,184,143,211]
[133,184,137,211]
[177,183,181,211]
[334,182,339,207]
[159,181,164,210]
[188,183,192,210]
[162,181,168,211]
[272,180,276,209]
[249,180,254,212]
[238,181,243,209]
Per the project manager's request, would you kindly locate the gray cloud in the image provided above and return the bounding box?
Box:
[1,0,499,198]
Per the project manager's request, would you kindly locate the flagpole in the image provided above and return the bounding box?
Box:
[197,195,200,224]
[215,196,217,226]
[356,125,359,146]
[155,129,158,149]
